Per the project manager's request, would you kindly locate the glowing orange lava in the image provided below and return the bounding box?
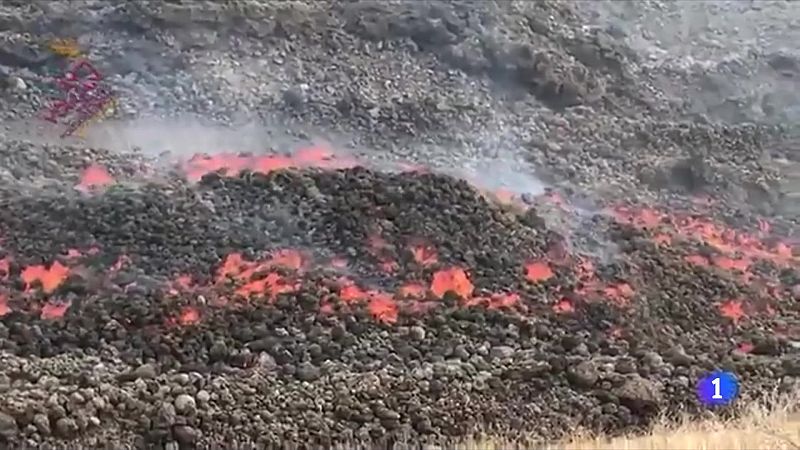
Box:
[41,301,70,320]
[612,205,797,316]
[330,257,349,269]
[338,279,367,305]
[2,172,785,335]
[0,294,9,317]
[215,251,302,301]
[367,292,398,324]
[269,249,304,271]
[379,260,399,273]
[613,206,664,229]
[430,267,474,299]
[76,164,114,192]
[685,255,710,267]
[333,278,398,324]
[111,255,130,272]
[65,249,83,260]
[467,292,521,309]
[719,299,745,323]
[174,275,194,291]
[738,342,755,353]
[553,298,574,313]
[235,272,299,299]
[653,234,672,246]
[613,206,797,270]
[21,261,69,294]
[711,256,750,272]
[183,145,359,182]
[178,306,201,325]
[525,261,554,283]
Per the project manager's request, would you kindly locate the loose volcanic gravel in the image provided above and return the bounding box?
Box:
[0,1,799,449]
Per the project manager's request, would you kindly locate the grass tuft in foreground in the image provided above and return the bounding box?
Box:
[456,390,800,450]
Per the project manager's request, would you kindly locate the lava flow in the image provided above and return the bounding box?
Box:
[182,145,360,182]
[0,144,796,351]
[76,164,115,192]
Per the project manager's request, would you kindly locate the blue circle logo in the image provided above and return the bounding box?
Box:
[696,371,739,406]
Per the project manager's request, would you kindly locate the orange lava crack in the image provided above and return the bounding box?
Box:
[183,145,359,182]
[21,261,70,294]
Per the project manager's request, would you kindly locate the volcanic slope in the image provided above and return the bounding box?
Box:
[0,0,800,448]
[0,143,797,449]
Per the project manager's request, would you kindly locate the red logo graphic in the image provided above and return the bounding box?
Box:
[41,55,116,138]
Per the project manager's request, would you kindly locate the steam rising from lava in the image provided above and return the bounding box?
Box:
[79,115,341,167]
[5,99,791,343]
[20,134,792,339]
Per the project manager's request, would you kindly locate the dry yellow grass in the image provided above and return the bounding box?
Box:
[455,391,800,450]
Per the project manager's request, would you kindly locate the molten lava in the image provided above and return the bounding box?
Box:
[65,249,83,260]
[41,301,71,320]
[719,299,746,323]
[76,164,114,192]
[3,147,796,340]
[467,292,521,309]
[216,251,303,301]
[711,256,750,272]
[612,205,797,269]
[525,261,554,283]
[334,279,399,324]
[367,292,399,324]
[430,267,474,299]
[553,298,575,314]
[183,145,359,182]
[0,294,9,317]
[21,261,69,294]
[338,280,367,304]
[178,306,201,325]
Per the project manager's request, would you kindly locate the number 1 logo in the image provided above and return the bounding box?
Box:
[698,371,738,406]
[711,377,723,399]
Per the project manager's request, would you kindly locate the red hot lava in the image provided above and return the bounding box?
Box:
[182,145,360,182]
[2,144,797,341]
[21,261,69,294]
[610,203,799,324]
[76,164,115,192]
[215,251,303,300]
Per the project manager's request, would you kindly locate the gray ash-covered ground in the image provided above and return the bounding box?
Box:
[0,0,800,449]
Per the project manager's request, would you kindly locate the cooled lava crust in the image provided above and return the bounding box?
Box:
[0,145,798,449]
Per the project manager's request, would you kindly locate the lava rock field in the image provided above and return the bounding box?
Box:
[0,1,800,449]
[0,144,797,449]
